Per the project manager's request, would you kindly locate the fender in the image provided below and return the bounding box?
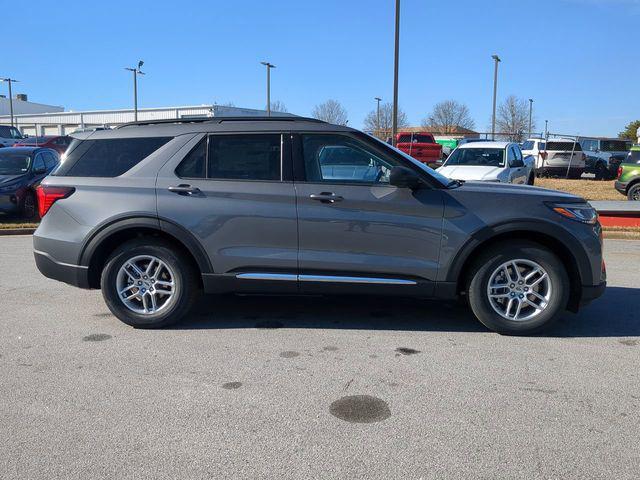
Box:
[79,214,212,274]
[444,219,593,285]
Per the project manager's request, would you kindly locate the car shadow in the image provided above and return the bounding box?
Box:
[174,286,640,338]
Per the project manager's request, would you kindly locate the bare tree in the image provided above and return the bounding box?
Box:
[311,99,348,125]
[495,95,534,141]
[364,102,409,139]
[268,100,288,113]
[423,100,475,133]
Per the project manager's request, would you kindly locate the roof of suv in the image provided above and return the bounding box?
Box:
[73,116,355,140]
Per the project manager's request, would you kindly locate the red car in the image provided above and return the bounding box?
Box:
[395,132,442,167]
[13,135,72,155]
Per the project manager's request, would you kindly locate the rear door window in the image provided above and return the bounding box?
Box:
[55,137,172,177]
[175,139,206,178]
[207,134,281,181]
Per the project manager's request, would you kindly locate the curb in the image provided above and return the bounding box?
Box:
[0,228,36,236]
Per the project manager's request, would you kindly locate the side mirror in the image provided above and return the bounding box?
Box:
[389,166,422,190]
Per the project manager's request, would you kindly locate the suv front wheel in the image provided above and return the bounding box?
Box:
[467,241,569,335]
[100,239,200,328]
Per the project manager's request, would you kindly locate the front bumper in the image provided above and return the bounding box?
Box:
[34,249,91,289]
[614,180,628,195]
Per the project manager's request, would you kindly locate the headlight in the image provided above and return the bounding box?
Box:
[548,202,598,224]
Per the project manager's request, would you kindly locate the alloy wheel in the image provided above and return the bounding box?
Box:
[116,255,176,314]
[486,259,552,321]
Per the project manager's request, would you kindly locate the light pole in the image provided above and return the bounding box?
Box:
[1,77,19,127]
[125,61,145,122]
[260,61,276,116]
[491,54,501,140]
[374,97,382,137]
[391,0,400,146]
[528,98,533,139]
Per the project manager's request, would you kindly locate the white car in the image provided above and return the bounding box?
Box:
[521,138,585,179]
[436,141,535,185]
[0,124,26,147]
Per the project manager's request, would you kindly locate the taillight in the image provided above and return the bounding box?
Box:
[617,166,623,179]
[36,186,75,217]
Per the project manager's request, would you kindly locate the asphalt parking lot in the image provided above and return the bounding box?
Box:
[1,235,639,479]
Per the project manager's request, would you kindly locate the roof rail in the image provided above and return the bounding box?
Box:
[116,115,325,129]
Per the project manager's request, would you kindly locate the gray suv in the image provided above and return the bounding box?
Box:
[33,117,606,334]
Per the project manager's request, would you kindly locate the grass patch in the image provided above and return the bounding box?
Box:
[535,178,621,201]
[602,226,640,240]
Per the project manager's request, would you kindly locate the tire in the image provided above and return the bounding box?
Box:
[527,173,535,185]
[21,190,38,220]
[594,162,608,180]
[100,238,200,328]
[628,183,640,201]
[466,241,569,335]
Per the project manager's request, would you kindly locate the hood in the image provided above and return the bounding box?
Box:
[455,181,583,201]
[437,165,504,181]
[0,174,26,185]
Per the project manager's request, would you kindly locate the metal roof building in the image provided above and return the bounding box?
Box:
[0,104,293,136]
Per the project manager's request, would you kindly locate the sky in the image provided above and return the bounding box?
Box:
[4,0,639,136]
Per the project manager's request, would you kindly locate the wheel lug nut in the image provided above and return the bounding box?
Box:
[518,281,524,285]
[138,281,142,286]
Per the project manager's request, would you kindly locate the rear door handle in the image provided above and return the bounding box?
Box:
[309,192,344,204]
[168,184,201,196]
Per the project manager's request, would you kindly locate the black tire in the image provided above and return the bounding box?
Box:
[594,162,608,180]
[628,183,640,201]
[466,241,569,335]
[527,173,535,185]
[100,238,200,328]
[21,190,38,220]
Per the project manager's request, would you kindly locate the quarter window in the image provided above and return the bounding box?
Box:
[302,134,402,184]
[56,137,172,177]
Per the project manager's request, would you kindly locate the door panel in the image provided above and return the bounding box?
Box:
[295,183,443,285]
[293,132,444,292]
[156,133,298,277]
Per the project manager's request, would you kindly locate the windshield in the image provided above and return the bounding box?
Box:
[0,152,32,175]
[367,134,451,186]
[445,148,505,167]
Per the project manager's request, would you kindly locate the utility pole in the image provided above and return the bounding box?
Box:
[528,98,533,139]
[374,97,382,137]
[125,61,145,122]
[260,61,276,116]
[491,55,501,140]
[392,0,400,146]
[1,77,19,127]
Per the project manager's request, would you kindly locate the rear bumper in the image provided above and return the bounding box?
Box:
[536,166,584,176]
[34,249,91,289]
[580,281,606,307]
[614,180,628,195]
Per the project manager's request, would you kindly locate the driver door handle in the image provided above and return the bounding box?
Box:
[309,192,344,204]
[168,184,201,196]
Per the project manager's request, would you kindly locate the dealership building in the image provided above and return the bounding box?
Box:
[0,96,290,136]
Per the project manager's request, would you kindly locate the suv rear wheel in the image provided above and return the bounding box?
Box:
[100,239,200,328]
[627,183,640,201]
[467,241,569,335]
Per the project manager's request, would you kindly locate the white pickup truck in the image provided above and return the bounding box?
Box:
[0,125,26,147]
[436,141,535,185]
